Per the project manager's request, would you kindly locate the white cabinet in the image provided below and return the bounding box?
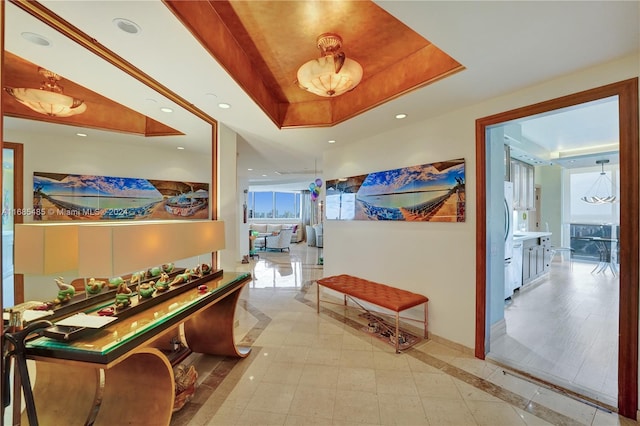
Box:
[522,236,550,284]
[511,242,523,290]
[510,159,535,210]
[505,242,524,299]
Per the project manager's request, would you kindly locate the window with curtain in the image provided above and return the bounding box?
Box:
[248,191,302,219]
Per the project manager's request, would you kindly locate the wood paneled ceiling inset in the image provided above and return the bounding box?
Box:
[3,52,183,137]
[164,0,465,129]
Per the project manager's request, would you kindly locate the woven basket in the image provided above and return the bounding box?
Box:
[173,364,198,412]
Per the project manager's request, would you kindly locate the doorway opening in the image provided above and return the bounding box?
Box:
[475,78,639,418]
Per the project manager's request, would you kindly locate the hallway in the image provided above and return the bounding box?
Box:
[170,243,634,426]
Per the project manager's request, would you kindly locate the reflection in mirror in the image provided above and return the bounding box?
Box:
[2,146,16,307]
[3,2,214,309]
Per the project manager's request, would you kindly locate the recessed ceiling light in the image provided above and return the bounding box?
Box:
[247,168,253,171]
[113,18,142,35]
[76,133,87,137]
[177,146,185,150]
[395,113,408,119]
[218,103,231,109]
[328,140,336,144]
[21,32,51,47]
[160,107,173,113]
[261,174,267,177]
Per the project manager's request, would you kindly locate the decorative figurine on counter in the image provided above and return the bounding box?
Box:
[130,271,146,285]
[162,263,175,273]
[54,277,75,304]
[147,266,163,278]
[170,269,194,286]
[198,263,212,275]
[97,306,115,316]
[86,278,106,295]
[154,273,170,292]
[114,282,133,309]
[137,282,155,299]
[33,301,55,311]
[108,276,124,289]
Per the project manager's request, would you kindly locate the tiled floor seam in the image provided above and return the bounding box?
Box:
[300,279,586,426]
[171,272,600,426]
[170,300,271,426]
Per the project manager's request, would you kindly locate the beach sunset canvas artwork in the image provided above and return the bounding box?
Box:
[325,158,465,222]
[33,172,209,221]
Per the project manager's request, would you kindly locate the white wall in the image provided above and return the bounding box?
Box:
[537,165,563,247]
[218,123,245,269]
[4,128,212,301]
[323,54,639,349]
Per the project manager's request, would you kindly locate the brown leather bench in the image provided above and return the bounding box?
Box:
[316,274,428,353]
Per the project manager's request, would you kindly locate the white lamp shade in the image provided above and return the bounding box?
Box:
[297,56,363,97]
[14,223,79,274]
[78,220,225,278]
[6,87,87,117]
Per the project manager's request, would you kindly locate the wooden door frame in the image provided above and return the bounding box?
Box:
[475,78,639,418]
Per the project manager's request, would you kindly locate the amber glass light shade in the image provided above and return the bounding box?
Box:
[4,67,86,117]
[296,33,363,97]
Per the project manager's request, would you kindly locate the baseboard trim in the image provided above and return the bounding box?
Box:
[490,318,507,340]
[428,333,474,356]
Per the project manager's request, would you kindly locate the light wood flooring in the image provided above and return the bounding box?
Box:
[489,257,618,408]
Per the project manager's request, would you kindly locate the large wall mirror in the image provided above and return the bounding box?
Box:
[3,1,217,307]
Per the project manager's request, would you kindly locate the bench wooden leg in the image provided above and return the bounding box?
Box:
[395,312,400,354]
[424,303,428,339]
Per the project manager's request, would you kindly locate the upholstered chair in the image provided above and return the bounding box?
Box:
[313,224,323,248]
[265,228,293,252]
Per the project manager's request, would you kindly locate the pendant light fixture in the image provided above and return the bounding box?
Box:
[5,67,87,117]
[581,159,617,204]
[296,33,363,97]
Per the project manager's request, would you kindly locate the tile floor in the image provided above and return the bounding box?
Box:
[170,243,637,426]
[490,258,618,407]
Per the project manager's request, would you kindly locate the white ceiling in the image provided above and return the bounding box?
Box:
[4,1,639,187]
[500,96,620,168]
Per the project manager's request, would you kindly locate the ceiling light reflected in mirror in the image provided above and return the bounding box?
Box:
[5,67,87,117]
[21,32,51,47]
[112,18,142,35]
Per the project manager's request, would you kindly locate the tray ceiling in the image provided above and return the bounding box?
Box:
[3,51,183,137]
[165,0,464,128]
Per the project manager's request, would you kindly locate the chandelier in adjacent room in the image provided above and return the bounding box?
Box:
[296,33,363,97]
[4,67,87,117]
[581,159,617,204]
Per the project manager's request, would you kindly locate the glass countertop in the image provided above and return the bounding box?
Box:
[26,271,250,364]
